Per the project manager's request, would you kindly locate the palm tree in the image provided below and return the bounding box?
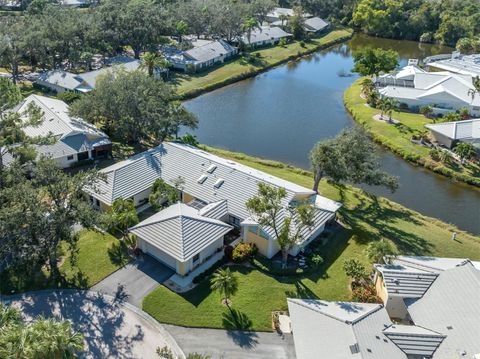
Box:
[420,105,433,119]
[141,52,170,77]
[0,303,21,328]
[242,17,259,47]
[210,267,239,307]
[106,198,139,238]
[365,239,397,264]
[360,78,375,96]
[385,98,398,122]
[468,76,480,100]
[176,20,189,43]
[377,97,389,120]
[28,318,84,358]
[279,14,288,27]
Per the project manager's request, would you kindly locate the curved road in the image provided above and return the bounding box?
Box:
[2,289,296,359]
[2,290,184,359]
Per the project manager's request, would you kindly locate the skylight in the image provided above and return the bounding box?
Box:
[206,164,217,173]
[213,178,224,189]
[197,174,208,184]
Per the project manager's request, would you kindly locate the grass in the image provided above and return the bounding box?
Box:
[344,78,480,186]
[175,28,353,98]
[0,229,130,295]
[143,146,480,331]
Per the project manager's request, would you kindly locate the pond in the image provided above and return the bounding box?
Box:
[183,34,480,235]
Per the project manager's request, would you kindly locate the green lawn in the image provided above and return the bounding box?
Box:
[344,78,480,186]
[0,229,130,294]
[143,146,480,331]
[175,28,353,97]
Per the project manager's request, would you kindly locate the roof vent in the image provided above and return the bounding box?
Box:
[349,344,360,354]
[206,164,217,173]
[197,174,208,184]
[213,178,224,189]
[447,326,453,330]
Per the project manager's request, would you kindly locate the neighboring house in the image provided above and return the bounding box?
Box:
[4,95,111,168]
[161,39,238,72]
[60,0,89,7]
[36,56,143,93]
[265,7,311,23]
[130,202,233,277]
[425,118,480,149]
[241,26,292,47]
[288,256,480,359]
[0,0,21,10]
[373,256,480,358]
[86,141,341,259]
[375,65,480,116]
[303,17,329,34]
[287,299,444,359]
[426,52,480,78]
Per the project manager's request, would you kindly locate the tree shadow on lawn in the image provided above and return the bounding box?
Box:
[285,281,320,300]
[338,186,432,255]
[107,240,132,267]
[13,290,144,358]
[222,308,259,349]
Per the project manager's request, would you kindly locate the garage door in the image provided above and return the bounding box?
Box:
[141,240,177,270]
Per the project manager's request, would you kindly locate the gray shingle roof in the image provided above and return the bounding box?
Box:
[184,40,236,63]
[242,26,292,45]
[287,299,407,359]
[129,203,232,262]
[406,264,480,359]
[304,17,329,32]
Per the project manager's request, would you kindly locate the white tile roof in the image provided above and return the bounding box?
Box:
[426,118,480,141]
[304,17,329,32]
[184,40,237,63]
[130,202,232,262]
[392,256,472,272]
[287,299,407,359]
[429,53,480,77]
[383,325,445,357]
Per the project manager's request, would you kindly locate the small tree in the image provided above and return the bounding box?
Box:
[420,106,433,119]
[365,239,397,264]
[210,267,239,307]
[468,76,480,100]
[352,47,399,76]
[454,142,477,164]
[360,78,376,96]
[176,20,189,43]
[343,259,368,285]
[141,51,169,77]
[246,183,314,265]
[105,198,139,238]
[148,179,180,210]
[242,17,258,47]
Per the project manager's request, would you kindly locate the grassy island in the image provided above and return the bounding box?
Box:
[344,78,480,187]
[143,146,480,331]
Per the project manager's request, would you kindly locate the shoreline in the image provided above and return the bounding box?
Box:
[344,79,480,188]
[177,28,354,100]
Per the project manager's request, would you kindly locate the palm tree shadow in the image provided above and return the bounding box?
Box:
[222,308,253,330]
[285,281,320,299]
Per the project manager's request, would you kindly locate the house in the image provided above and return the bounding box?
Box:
[265,7,311,23]
[36,56,143,93]
[0,0,21,10]
[60,0,89,7]
[374,256,480,358]
[161,39,237,72]
[375,65,480,116]
[287,299,445,359]
[426,52,480,78]
[3,95,111,168]
[303,17,330,34]
[425,118,480,149]
[130,202,233,277]
[288,256,480,359]
[86,141,341,259]
[241,26,293,48]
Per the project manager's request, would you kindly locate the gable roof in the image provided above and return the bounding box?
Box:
[383,324,445,357]
[425,118,480,141]
[184,40,236,63]
[304,17,329,32]
[429,53,480,77]
[243,26,292,45]
[287,299,407,359]
[129,202,232,262]
[406,264,480,359]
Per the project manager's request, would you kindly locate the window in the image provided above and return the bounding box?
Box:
[77,151,89,161]
[259,229,270,240]
[95,199,100,207]
[248,226,258,234]
[193,253,200,263]
[207,164,217,173]
[213,178,224,189]
[67,155,74,161]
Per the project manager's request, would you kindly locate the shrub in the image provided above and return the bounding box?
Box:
[351,284,382,303]
[299,40,306,48]
[57,91,82,104]
[309,254,323,266]
[232,243,257,262]
[429,149,441,161]
[278,37,287,47]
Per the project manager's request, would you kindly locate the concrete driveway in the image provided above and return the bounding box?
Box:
[92,254,174,307]
[165,325,296,359]
[5,290,183,359]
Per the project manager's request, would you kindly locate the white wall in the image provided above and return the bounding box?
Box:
[385,296,409,320]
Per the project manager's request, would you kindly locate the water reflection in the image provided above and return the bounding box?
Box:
[183,35,480,234]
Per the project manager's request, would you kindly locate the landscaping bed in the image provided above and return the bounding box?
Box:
[176,28,354,99]
[142,146,480,332]
[344,78,480,187]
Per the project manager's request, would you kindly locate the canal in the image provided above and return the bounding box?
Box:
[183,34,480,235]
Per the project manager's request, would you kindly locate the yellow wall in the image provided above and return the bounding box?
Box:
[182,192,195,204]
[245,228,270,257]
[100,201,111,212]
[375,273,388,303]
